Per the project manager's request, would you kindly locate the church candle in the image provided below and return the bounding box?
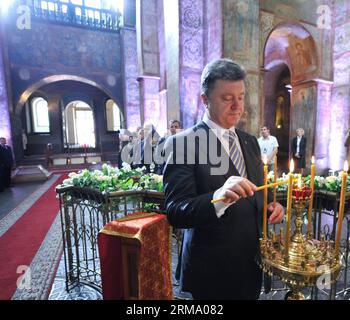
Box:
[263,155,268,240]
[307,156,315,239]
[285,159,294,257]
[335,161,348,256]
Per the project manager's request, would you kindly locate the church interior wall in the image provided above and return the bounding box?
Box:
[0,0,350,173]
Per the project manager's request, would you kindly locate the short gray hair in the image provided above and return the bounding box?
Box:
[201,58,246,96]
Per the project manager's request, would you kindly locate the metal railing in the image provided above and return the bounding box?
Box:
[22,0,122,32]
[56,185,165,292]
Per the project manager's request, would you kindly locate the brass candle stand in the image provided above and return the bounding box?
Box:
[259,195,342,300]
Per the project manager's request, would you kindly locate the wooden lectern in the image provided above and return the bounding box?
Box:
[98,212,173,300]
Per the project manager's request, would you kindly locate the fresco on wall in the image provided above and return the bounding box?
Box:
[334,55,350,86]
[206,0,222,63]
[9,24,121,72]
[286,37,317,82]
[335,0,348,25]
[334,22,350,56]
[261,0,328,25]
[329,86,350,170]
[314,84,332,163]
[321,28,332,80]
[292,86,315,167]
[141,0,159,75]
[238,74,259,136]
[181,73,201,129]
[224,0,259,69]
[143,77,162,134]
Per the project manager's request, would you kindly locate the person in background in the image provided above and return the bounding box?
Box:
[44,143,54,168]
[156,120,182,175]
[140,123,160,172]
[291,128,306,175]
[22,129,28,157]
[257,126,279,172]
[0,137,14,188]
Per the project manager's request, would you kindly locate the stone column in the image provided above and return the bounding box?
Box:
[179,0,204,129]
[0,45,11,142]
[290,80,331,173]
[136,0,167,135]
[311,81,332,173]
[163,0,180,125]
[121,27,141,131]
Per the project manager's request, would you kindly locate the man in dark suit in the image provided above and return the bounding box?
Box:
[291,128,306,175]
[0,137,14,188]
[163,59,284,300]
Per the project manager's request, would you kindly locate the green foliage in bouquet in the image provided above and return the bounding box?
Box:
[59,163,163,194]
[303,174,350,192]
[267,171,350,193]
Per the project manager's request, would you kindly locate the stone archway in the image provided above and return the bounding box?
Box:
[15,75,125,159]
[15,74,122,117]
[263,22,319,173]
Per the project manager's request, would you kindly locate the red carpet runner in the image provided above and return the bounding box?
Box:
[0,175,65,300]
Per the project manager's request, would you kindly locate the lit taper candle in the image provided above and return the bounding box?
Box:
[335,161,348,256]
[284,159,294,259]
[273,154,278,207]
[307,156,315,239]
[263,155,268,240]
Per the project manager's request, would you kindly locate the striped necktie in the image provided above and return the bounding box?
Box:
[228,130,247,177]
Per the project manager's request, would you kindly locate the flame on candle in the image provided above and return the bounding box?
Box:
[311,156,315,164]
[298,175,302,188]
[263,154,268,165]
[289,159,294,173]
[344,160,349,172]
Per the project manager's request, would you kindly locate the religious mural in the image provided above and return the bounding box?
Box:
[329,86,350,170]
[239,74,259,136]
[9,24,121,72]
[224,0,259,69]
[292,86,316,169]
[180,73,201,129]
[140,0,159,75]
[206,0,222,63]
[314,84,332,165]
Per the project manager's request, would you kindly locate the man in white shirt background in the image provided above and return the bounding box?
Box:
[258,126,279,172]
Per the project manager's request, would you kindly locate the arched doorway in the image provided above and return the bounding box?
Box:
[18,77,124,159]
[263,22,318,173]
[263,63,291,172]
[65,101,96,148]
[15,75,124,160]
